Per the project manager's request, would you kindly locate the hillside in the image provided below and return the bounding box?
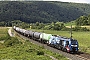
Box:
[0,27,68,60]
[0,1,90,23]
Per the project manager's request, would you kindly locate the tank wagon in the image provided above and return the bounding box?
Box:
[24,30,31,37]
[33,32,41,39]
[15,27,20,33]
[40,33,52,43]
[29,31,35,38]
[21,29,26,35]
[13,26,16,30]
[14,26,79,53]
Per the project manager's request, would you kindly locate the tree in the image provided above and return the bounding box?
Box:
[87,15,90,25]
[76,16,88,26]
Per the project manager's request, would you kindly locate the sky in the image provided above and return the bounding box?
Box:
[0,0,90,4]
[44,0,90,4]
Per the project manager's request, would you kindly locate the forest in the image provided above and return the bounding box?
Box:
[0,1,90,23]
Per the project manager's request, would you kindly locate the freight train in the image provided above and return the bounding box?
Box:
[13,26,79,53]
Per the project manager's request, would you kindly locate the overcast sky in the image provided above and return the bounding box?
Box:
[44,0,90,3]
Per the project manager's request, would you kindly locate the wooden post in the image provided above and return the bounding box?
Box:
[70,25,72,39]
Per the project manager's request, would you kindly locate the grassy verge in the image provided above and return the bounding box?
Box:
[0,27,68,60]
[0,27,9,48]
[0,38,68,60]
[0,27,9,41]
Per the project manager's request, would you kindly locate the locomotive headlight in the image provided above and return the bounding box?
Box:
[78,48,79,49]
[71,45,77,47]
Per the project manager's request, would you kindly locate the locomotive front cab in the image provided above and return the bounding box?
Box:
[70,39,78,52]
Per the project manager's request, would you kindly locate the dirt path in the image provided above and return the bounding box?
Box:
[8,28,15,37]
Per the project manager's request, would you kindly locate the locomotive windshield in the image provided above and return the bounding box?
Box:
[71,40,78,45]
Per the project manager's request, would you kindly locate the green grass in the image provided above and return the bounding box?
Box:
[0,40,68,60]
[0,27,8,37]
[29,29,90,54]
[0,27,9,48]
[65,21,76,26]
[0,27,68,60]
[0,42,50,60]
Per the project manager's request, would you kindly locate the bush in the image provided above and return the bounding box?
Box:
[37,50,44,55]
[61,27,70,31]
[4,37,21,47]
[73,26,90,31]
[26,48,36,53]
[0,33,10,41]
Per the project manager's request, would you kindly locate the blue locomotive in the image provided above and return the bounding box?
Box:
[48,36,78,53]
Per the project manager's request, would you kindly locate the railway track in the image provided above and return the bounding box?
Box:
[17,32,90,60]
